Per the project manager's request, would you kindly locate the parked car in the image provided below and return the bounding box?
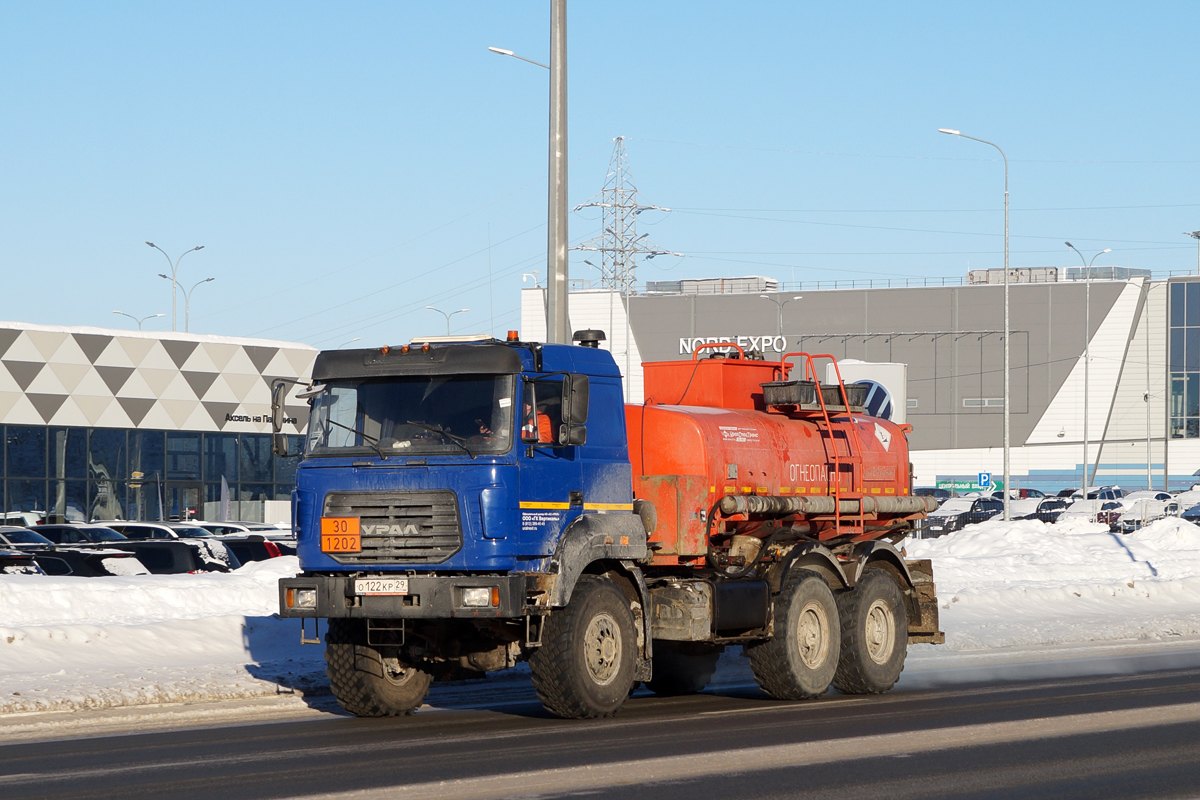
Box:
[0,511,45,526]
[218,534,295,564]
[914,488,953,507]
[103,539,241,574]
[993,488,1046,499]
[102,521,214,540]
[0,548,42,574]
[1058,499,1125,524]
[1112,491,1180,533]
[0,527,56,551]
[1068,486,1125,501]
[922,496,1004,537]
[223,521,294,538]
[35,524,127,545]
[1011,496,1070,523]
[1172,489,1200,507]
[33,548,149,577]
[193,522,253,536]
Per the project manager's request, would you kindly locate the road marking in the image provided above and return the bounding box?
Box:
[293,701,1200,800]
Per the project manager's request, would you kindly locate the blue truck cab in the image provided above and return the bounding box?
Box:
[277,334,650,717]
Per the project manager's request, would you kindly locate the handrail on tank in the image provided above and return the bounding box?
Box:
[691,342,745,360]
[779,352,809,379]
[777,351,868,538]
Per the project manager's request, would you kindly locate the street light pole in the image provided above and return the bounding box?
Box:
[112,311,165,330]
[425,306,468,335]
[146,242,204,332]
[546,0,569,344]
[1186,231,1200,275]
[939,128,1010,520]
[1066,243,1112,496]
[182,277,215,333]
[489,0,568,344]
[759,294,803,339]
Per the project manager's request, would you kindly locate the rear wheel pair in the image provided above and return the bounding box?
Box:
[749,568,907,699]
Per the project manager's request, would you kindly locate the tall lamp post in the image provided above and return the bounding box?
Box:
[759,294,803,338]
[1186,231,1200,275]
[112,311,164,330]
[425,306,468,335]
[182,277,215,333]
[939,128,1010,520]
[1066,243,1111,496]
[489,0,569,344]
[146,242,204,332]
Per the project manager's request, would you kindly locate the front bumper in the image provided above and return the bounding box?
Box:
[279,573,536,620]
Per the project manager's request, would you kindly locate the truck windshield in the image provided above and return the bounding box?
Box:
[306,375,515,457]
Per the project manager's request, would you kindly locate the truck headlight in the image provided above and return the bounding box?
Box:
[461,586,499,607]
[287,588,317,609]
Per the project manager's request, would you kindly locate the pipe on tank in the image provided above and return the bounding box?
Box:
[718,494,937,517]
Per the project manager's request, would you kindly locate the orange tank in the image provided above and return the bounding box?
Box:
[627,349,921,567]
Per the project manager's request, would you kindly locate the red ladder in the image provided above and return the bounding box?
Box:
[782,353,869,539]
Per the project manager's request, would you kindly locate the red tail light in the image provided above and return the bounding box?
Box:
[264,541,282,558]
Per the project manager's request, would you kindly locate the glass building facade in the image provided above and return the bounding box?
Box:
[3,425,303,522]
[1169,280,1200,438]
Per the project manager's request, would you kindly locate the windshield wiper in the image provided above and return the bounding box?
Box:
[325,418,390,460]
[406,421,476,459]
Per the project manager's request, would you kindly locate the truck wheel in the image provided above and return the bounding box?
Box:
[529,576,638,719]
[832,569,908,694]
[646,642,720,696]
[748,569,839,700]
[325,619,432,717]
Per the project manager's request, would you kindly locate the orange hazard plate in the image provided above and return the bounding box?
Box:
[321,517,361,553]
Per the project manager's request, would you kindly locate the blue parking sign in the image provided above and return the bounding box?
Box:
[978,472,991,489]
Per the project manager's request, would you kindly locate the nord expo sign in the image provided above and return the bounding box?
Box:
[679,335,788,355]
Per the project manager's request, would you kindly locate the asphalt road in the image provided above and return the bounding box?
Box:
[4,665,1200,800]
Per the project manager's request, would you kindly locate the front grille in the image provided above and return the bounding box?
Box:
[323,490,462,564]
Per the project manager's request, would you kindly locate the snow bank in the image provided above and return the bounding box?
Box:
[0,557,328,714]
[905,516,1200,649]
[6,518,1200,717]
[0,557,293,627]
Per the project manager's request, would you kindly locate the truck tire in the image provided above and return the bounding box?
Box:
[646,642,720,696]
[325,619,433,717]
[747,569,839,700]
[530,575,638,719]
[832,569,908,694]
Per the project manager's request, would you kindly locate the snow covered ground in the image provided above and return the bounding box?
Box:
[5,516,1200,719]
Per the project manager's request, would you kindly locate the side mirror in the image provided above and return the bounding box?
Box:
[562,374,589,425]
[557,374,589,446]
[270,380,288,433]
[272,432,290,458]
[559,425,586,446]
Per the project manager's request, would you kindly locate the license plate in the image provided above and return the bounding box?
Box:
[321,517,361,553]
[354,578,409,596]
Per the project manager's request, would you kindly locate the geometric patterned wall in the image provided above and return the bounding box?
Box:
[0,323,317,433]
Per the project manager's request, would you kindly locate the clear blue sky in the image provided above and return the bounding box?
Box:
[2,1,1196,348]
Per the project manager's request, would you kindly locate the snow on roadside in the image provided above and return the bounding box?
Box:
[6,517,1200,717]
[904,516,1200,649]
[0,557,328,714]
[0,557,290,627]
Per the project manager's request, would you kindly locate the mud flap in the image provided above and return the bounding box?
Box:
[904,558,945,644]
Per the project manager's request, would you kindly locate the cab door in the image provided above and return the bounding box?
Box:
[517,376,583,556]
